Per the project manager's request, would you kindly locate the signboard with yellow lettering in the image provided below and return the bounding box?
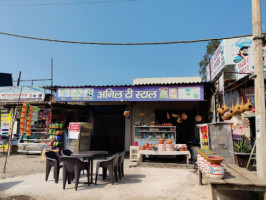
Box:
[0,111,12,136]
[199,124,209,150]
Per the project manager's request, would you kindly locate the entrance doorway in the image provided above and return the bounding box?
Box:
[155,109,197,144]
[91,105,125,153]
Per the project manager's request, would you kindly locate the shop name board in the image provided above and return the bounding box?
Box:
[207,37,254,81]
[56,85,204,102]
[0,87,45,102]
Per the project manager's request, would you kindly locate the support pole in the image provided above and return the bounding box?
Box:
[252,0,266,178]
[3,71,22,173]
[51,58,53,95]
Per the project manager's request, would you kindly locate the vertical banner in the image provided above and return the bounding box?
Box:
[0,111,12,136]
[200,125,209,149]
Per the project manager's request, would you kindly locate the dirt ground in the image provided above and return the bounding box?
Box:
[0,153,212,200]
[0,153,45,179]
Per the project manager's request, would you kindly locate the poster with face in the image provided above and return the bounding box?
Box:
[233,38,253,63]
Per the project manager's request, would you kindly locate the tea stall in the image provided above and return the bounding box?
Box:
[53,79,213,157]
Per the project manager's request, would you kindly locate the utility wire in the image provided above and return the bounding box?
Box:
[0,0,141,6]
[0,31,253,46]
[0,0,13,2]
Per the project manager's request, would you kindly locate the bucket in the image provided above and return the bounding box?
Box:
[208,164,224,179]
[158,144,165,151]
[166,144,173,151]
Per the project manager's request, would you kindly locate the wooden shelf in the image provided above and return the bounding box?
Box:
[136,131,175,133]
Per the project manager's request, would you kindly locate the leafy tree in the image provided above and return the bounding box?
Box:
[199,40,221,81]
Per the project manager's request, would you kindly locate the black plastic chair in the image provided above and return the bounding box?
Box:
[61,149,87,175]
[45,151,63,184]
[95,153,119,185]
[118,151,126,179]
[61,149,73,156]
[61,156,90,191]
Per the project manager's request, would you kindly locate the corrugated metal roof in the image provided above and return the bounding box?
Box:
[43,81,209,89]
[133,77,202,85]
[133,81,208,86]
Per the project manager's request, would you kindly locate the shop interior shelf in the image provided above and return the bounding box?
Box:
[21,139,50,142]
[135,138,173,140]
[135,126,175,128]
[49,128,64,130]
[30,128,47,130]
[31,132,47,134]
[136,131,175,133]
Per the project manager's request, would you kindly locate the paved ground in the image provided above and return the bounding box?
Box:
[0,153,212,200]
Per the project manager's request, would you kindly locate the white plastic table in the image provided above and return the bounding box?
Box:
[139,150,191,164]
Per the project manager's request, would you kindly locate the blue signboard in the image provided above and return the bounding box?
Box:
[56,85,204,102]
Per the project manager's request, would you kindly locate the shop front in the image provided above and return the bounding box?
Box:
[0,86,90,154]
[55,82,212,154]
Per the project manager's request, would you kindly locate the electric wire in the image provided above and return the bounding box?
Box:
[0,31,253,46]
[0,0,141,6]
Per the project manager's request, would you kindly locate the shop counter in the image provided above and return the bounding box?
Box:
[138,150,190,164]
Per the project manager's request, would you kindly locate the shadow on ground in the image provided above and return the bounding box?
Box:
[0,181,23,191]
[0,195,35,200]
[61,173,145,190]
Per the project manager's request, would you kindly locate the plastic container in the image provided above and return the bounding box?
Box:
[208,164,224,179]
[208,156,224,165]
[158,144,166,151]
[166,144,173,151]
[53,135,63,141]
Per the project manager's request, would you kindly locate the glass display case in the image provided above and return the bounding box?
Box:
[18,108,50,154]
[134,126,176,145]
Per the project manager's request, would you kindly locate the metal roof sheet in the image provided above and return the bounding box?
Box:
[43,81,209,89]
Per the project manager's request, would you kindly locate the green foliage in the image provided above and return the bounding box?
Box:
[234,137,252,153]
[223,65,236,79]
[198,40,220,81]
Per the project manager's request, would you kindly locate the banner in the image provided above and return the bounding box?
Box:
[0,87,45,102]
[199,125,209,149]
[56,85,204,102]
[0,111,12,135]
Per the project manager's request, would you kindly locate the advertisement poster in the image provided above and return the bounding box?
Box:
[169,88,178,99]
[178,87,201,100]
[159,88,168,99]
[200,125,209,149]
[56,85,204,102]
[236,45,266,80]
[208,37,254,81]
[0,112,12,136]
[0,87,45,102]
[68,123,80,140]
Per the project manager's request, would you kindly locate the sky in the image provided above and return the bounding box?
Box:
[0,0,265,86]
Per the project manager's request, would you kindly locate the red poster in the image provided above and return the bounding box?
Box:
[200,125,209,149]
[68,123,80,139]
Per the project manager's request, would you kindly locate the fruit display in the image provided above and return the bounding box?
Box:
[166,139,173,144]
[159,137,165,144]
[137,141,189,152]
